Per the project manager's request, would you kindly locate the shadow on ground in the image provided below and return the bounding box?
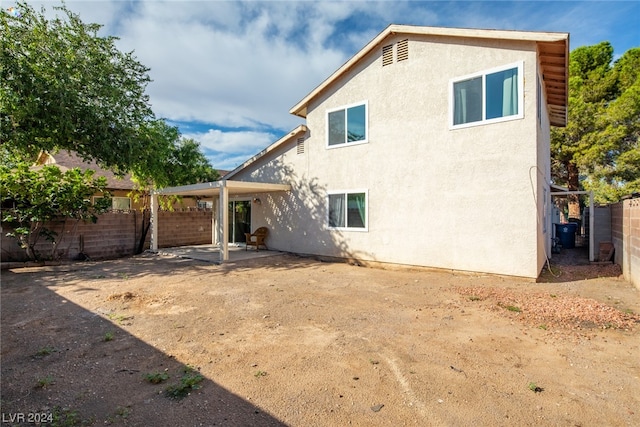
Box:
[1,263,286,426]
[538,246,622,283]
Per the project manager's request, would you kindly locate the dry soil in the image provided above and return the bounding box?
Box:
[1,252,639,426]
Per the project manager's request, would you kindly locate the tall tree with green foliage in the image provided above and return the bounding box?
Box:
[1,3,219,257]
[0,2,158,174]
[130,120,219,254]
[551,42,640,212]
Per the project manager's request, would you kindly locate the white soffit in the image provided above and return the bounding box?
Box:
[154,181,291,197]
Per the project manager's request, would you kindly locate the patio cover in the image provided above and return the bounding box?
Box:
[151,180,291,262]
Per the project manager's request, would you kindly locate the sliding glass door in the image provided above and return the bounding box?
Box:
[227,200,251,244]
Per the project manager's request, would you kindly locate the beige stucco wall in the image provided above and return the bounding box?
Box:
[235,35,549,278]
[536,63,554,275]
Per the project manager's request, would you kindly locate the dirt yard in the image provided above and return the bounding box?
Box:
[1,252,639,426]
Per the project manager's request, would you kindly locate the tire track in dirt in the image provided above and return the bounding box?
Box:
[382,353,444,425]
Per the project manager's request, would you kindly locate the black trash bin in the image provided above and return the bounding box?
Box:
[555,223,578,249]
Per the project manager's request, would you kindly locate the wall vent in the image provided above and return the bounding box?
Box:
[382,44,394,66]
[382,40,409,66]
[296,137,305,154]
[397,39,409,62]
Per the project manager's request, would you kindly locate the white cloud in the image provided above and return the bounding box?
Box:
[183,128,276,170]
[188,128,274,153]
[17,0,640,172]
[107,1,361,130]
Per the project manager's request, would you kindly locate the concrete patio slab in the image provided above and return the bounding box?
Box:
[157,244,284,263]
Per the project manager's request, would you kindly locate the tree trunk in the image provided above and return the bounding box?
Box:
[24,222,43,261]
[566,161,581,220]
[136,209,150,254]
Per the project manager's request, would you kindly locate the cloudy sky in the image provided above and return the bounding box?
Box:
[12,0,640,170]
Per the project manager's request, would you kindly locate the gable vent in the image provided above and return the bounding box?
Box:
[382,44,393,66]
[296,137,305,154]
[397,39,409,61]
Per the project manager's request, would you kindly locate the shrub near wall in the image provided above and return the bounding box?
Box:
[1,212,140,262]
[1,210,213,263]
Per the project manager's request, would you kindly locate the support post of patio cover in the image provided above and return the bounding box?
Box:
[150,192,158,252]
[212,201,218,246]
[218,181,229,262]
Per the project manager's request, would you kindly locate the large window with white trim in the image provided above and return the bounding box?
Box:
[327,102,368,147]
[327,190,367,230]
[451,61,524,128]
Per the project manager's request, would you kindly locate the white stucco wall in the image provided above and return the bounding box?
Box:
[235,34,550,278]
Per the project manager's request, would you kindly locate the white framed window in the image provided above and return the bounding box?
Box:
[327,101,368,148]
[94,196,131,211]
[327,190,368,231]
[450,61,524,129]
[112,197,131,210]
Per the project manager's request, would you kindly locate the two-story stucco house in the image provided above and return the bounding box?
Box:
[152,24,569,279]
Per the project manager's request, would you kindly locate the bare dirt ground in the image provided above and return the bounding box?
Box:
[1,251,639,426]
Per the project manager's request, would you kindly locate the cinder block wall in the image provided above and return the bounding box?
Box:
[611,203,623,265]
[611,199,640,290]
[1,210,213,263]
[75,212,139,259]
[157,210,213,248]
[593,206,612,257]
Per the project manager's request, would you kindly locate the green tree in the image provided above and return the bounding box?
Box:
[1,2,154,174]
[0,162,112,261]
[1,3,220,257]
[165,138,220,185]
[129,121,220,254]
[551,43,640,209]
[586,48,640,200]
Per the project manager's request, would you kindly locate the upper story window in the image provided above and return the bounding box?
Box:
[327,102,368,148]
[327,190,368,231]
[450,61,524,129]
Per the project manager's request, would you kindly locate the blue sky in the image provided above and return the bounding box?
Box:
[11,1,640,170]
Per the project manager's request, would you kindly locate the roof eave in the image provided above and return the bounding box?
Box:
[289,24,569,120]
[222,125,308,180]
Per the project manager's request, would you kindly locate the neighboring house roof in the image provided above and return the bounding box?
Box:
[289,24,569,127]
[35,150,136,191]
[223,125,308,181]
[36,150,229,190]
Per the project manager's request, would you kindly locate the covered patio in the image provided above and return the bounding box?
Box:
[156,244,285,263]
[150,180,291,263]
